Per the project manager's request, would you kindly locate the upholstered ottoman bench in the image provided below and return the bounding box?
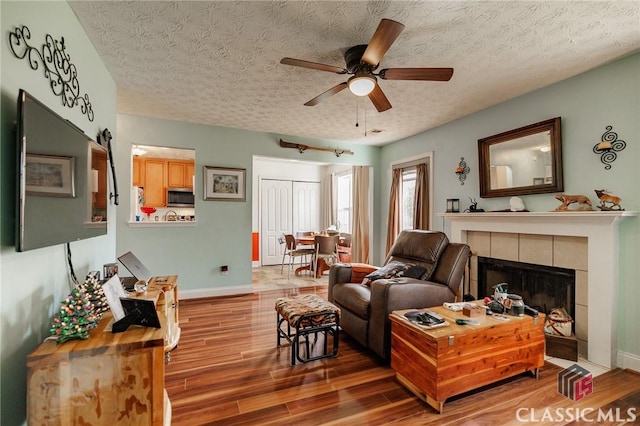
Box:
[275,294,340,365]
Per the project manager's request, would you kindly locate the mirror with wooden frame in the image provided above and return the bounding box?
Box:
[478,117,563,198]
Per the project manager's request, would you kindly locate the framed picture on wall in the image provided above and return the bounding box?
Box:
[204,166,246,201]
[25,153,76,197]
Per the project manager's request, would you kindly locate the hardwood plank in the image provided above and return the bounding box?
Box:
[165,270,640,425]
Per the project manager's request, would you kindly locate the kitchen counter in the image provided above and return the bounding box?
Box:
[128,220,197,227]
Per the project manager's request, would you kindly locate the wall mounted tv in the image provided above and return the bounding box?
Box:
[17,89,108,252]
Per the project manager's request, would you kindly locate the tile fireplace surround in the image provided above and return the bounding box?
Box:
[441,211,637,369]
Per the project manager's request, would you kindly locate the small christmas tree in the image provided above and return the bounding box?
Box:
[50,287,99,343]
[77,276,109,320]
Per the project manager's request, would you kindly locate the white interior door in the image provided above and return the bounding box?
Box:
[260,179,292,265]
[293,181,321,233]
[260,179,321,266]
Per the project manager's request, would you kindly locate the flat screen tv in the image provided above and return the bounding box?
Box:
[17,89,108,252]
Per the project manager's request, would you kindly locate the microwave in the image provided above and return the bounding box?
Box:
[167,187,195,207]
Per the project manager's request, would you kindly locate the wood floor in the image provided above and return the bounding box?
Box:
[165,284,640,425]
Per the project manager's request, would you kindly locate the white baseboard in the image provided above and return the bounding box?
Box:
[617,350,640,373]
[180,285,254,300]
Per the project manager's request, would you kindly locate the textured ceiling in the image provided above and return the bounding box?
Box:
[69,1,640,146]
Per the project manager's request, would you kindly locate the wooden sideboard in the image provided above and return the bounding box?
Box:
[26,276,180,425]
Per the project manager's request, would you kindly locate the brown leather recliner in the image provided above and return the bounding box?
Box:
[328,230,471,360]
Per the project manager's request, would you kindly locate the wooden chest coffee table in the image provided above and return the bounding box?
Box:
[390,303,545,413]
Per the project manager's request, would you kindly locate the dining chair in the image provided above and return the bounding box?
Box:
[280,234,314,277]
[337,232,352,263]
[313,234,339,278]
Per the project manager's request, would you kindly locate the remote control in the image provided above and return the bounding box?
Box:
[424,310,444,321]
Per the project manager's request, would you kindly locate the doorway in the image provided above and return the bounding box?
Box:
[260,179,321,265]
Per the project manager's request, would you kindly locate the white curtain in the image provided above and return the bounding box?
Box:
[351,166,370,264]
[321,173,334,230]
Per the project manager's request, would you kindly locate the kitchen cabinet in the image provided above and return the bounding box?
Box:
[143,159,167,207]
[168,160,195,188]
[186,163,195,188]
[133,158,195,207]
[133,157,143,187]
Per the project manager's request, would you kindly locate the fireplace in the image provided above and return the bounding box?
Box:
[478,256,576,325]
[441,210,636,368]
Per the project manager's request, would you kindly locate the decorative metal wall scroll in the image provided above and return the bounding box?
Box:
[455,157,470,185]
[593,125,625,170]
[8,25,94,122]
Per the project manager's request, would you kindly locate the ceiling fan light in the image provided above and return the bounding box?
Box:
[348,75,376,96]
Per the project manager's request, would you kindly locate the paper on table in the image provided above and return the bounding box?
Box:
[443,302,474,311]
[102,275,127,321]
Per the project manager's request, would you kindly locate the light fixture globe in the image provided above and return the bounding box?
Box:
[347,74,376,96]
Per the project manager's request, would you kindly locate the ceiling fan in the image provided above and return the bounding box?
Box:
[280,19,454,112]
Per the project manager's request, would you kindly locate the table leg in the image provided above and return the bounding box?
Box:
[315,259,329,278]
[294,264,312,275]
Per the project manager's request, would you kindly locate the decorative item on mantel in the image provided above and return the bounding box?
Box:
[593,125,626,170]
[464,197,484,213]
[510,196,526,212]
[553,193,594,211]
[594,189,624,211]
[455,157,470,185]
[446,198,460,213]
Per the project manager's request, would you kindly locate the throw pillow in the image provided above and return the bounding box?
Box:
[363,261,413,285]
[399,264,428,279]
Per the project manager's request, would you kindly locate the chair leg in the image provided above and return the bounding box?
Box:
[281,250,287,274]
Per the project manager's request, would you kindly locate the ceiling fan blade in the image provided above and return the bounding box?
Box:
[368,84,392,112]
[304,82,348,106]
[379,67,454,81]
[361,19,405,67]
[280,57,347,74]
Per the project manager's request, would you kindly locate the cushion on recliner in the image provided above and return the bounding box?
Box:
[386,230,449,280]
[332,283,371,319]
[363,261,411,284]
[362,261,428,285]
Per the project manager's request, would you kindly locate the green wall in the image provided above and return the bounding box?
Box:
[0,2,117,424]
[1,2,638,423]
[116,115,380,294]
[380,53,640,367]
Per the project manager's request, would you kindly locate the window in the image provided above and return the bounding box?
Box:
[335,171,351,233]
[401,167,416,230]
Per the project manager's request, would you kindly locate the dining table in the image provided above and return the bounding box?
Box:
[293,234,343,278]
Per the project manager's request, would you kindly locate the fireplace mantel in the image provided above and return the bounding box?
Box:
[440,210,637,368]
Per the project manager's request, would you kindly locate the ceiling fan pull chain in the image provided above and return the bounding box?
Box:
[355,99,359,127]
[364,106,367,137]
